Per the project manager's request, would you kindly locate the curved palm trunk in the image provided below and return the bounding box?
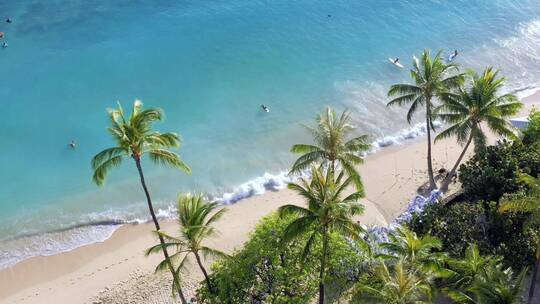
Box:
[194,251,215,294]
[440,132,474,192]
[134,157,187,304]
[426,104,437,190]
[319,228,329,304]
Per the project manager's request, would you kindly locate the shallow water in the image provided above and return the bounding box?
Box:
[1,0,540,268]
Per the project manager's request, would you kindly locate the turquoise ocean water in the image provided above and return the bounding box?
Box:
[2,0,540,268]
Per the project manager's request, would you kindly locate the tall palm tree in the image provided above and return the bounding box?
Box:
[435,68,522,191]
[92,100,191,303]
[146,194,228,294]
[500,174,540,304]
[387,49,464,190]
[279,166,365,304]
[353,259,434,303]
[289,107,370,190]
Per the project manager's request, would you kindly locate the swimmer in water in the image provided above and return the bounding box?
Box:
[261,104,270,112]
[2,42,7,48]
[69,140,76,149]
[6,18,12,23]
[393,58,399,64]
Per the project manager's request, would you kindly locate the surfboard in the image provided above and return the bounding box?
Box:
[388,58,404,68]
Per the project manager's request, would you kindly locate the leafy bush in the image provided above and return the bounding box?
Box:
[458,141,519,202]
[457,140,538,203]
[408,201,537,270]
[197,213,365,303]
[522,108,540,145]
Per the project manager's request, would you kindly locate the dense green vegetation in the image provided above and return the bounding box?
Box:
[92,50,540,303]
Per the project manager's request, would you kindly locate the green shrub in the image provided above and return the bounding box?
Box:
[458,141,534,203]
[523,108,540,145]
[197,213,365,303]
[407,201,537,270]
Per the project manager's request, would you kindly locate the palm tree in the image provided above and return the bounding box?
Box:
[435,68,522,191]
[379,227,446,274]
[445,244,503,290]
[387,49,464,190]
[279,166,365,304]
[146,194,228,294]
[289,107,370,189]
[447,263,527,304]
[500,174,540,304]
[353,259,434,303]
[92,100,191,303]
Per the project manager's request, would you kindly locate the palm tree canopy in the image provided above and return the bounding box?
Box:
[290,107,370,189]
[387,49,465,125]
[435,68,523,147]
[146,194,228,273]
[354,259,434,304]
[278,166,365,260]
[379,227,447,279]
[447,263,526,304]
[92,100,191,186]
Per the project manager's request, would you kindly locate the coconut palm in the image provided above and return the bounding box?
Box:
[379,227,446,274]
[500,174,540,304]
[445,244,503,290]
[446,263,527,304]
[92,100,191,302]
[352,259,434,303]
[289,107,370,190]
[387,49,464,190]
[279,166,365,304]
[146,194,227,294]
[435,68,522,191]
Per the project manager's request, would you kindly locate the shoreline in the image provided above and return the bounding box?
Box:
[1,91,538,304]
[0,116,441,270]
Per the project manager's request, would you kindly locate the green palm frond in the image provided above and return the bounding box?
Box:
[147,149,191,173]
[92,155,124,186]
[289,107,369,191]
[92,100,190,184]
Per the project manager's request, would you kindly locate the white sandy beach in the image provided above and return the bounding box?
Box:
[1,93,538,304]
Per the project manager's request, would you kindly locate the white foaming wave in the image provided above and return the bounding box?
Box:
[370,120,442,151]
[216,171,308,204]
[0,224,120,269]
[214,119,443,205]
[465,18,540,98]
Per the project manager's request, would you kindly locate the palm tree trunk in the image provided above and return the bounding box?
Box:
[134,157,187,304]
[528,251,540,304]
[440,132,474,192]
[319,228,329,304]
[426,103,436,190]
[194,251,215,294]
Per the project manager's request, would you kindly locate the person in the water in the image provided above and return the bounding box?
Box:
[6,18,12,23]
[2,42,7,48]
[69,140,76,149]
[393,58,399,64]
[261,104,270,112]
